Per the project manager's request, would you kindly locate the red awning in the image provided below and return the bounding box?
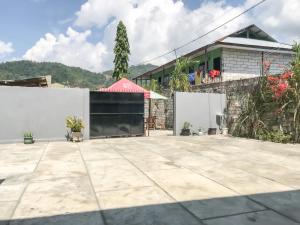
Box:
[99,78,150,99]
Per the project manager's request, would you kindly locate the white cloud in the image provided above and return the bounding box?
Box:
[74,0,249,66]
[243,0,300,42]
[24,0,300,72]
[0,41,14,57]
[23,27,108,72]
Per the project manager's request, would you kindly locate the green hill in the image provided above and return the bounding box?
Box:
[0,61,157,90]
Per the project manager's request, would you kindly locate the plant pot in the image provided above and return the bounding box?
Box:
[180,129,191,136]
[208,128,217,135]
[24,137,34,144]
[222,128,228,135]
[71,131,83,142]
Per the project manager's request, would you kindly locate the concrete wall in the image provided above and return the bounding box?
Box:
[0,86,89,143]
[191,77,260,133]
[174,92,226,136]
[222,48,293,81]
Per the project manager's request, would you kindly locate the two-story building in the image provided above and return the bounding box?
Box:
[133,24,294,87]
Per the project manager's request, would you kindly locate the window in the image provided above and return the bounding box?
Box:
[198,62,205,70]
[163,75,169,87]
[213,57,221,71]
[188,66,194,74]
[158,77,162,85]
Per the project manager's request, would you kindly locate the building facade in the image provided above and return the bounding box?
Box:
[133,25,294,87]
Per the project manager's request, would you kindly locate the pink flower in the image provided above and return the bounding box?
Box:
[280,71,293,80]
[209,70,220,79]
[263,61,271,73]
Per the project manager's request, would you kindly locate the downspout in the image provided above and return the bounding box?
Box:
[204,47,208,82]
[221,48,223,82]
[162,66,165,87]
[261,51,264,76]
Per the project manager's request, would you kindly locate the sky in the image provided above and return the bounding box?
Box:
[0,0,299,72]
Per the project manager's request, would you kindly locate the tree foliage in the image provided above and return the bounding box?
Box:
[142,79,161,93]
[0,61,156,90]
[113,21,130,81]
[169,57,192,92]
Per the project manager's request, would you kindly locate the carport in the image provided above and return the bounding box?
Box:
[91,78,167,138]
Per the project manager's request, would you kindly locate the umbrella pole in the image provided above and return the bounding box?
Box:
[148,99,151,136]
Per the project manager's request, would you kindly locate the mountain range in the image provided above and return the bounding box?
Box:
[0,60,157,90]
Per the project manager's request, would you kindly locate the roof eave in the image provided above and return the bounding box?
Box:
[217,41,294,53]
[133,43,217,80]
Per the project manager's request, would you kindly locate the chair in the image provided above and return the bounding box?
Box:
[147,116,156,130]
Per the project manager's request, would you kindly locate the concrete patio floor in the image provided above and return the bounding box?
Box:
[1,135,300,225]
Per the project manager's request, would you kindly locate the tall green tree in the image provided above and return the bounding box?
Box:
[113,21,130,80]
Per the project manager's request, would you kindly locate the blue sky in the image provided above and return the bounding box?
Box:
[0,0,299,72]
[0,0,85,58]
[0,0,245,62]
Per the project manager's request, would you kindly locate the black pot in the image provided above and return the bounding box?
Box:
[24,137,34,144]
[180,129,191,136]
[208,128,217,135]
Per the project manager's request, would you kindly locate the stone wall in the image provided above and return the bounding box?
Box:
[145,99,167,129]
[222,48,262,81]
[222,48,293,81]
[150,77,272,131]
[264,52,293,75]
[143,89,174,130]
[191,77,260,133]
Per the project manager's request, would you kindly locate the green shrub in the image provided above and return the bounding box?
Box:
[24,132,33,138]
[66,116,84,132]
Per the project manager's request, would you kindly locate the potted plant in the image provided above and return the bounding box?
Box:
[222,127,229,135]
[198,127,204,136]
[180,122,191,136]
[66,116,84,142]
[24,132,34,144]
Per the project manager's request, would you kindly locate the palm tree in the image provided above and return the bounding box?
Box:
[169,57,193,92]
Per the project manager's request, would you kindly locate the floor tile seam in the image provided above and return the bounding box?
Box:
[246,195,300,224]
[110,143,205,225]
[202,208,269,221]
[27,174,90,184]
[77,143,109,225]
[8,142,50,222]
[94,185,156,193]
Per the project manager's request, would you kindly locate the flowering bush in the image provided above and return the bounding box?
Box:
[209,70,220,79]
[233,43,300,143]
[267,73,291,99]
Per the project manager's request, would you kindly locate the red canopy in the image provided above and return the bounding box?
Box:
[99,78,150,99]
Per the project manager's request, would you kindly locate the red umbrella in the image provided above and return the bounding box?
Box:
[99,78,150,99]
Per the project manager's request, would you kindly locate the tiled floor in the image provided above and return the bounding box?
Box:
[1,135,300,225]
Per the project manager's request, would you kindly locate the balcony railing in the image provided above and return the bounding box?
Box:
[189,70,222,86]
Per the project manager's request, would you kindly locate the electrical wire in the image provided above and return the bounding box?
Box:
[138,0,268,65]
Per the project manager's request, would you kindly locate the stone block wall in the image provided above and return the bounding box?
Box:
[222,48,293,81]
[264,52,293,75]
[145,99,167,129]
[222,48,262,81]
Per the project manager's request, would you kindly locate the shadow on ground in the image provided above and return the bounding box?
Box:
[3,190,300,225]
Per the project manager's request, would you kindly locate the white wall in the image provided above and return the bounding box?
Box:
[222,48,293,81]
[0,86,89,143]
[174,92,226,136]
